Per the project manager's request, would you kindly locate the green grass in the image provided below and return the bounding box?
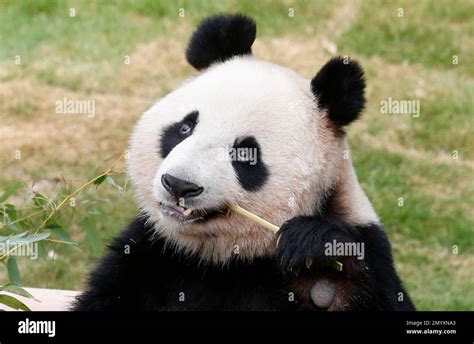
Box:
[353,148,473,247]
[362,66,474,160]
[0,0,472,310]
[338,0,474,76]
[0,0,337,92]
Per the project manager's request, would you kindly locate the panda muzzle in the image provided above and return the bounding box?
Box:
[159,202,228,222]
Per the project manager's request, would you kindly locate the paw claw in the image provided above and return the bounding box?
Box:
[276,234,282,247]
[305,258,313,269]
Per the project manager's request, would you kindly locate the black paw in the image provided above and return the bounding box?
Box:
[276,216,364,276]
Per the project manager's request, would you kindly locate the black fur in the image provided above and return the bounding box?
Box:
[159,111,199,158]
[73,216,292,311]
[231,136,269,191]
[311,57,366,127]
[74,215,415,311]
[277,216,415,311]
[186,14,256,70]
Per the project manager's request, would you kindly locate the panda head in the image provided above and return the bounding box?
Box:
[128,14,366,262]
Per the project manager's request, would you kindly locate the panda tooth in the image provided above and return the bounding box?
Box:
[183,208,193,216]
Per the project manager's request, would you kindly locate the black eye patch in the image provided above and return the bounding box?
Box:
[231,136,269,192]
[159,111,199,158]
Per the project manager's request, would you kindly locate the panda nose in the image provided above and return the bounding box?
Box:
[161,174,204,199]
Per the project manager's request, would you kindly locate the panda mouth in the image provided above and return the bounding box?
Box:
[159,203,228,223]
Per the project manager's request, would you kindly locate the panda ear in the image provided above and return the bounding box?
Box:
[186,13,256,70]
[310,57,366,126]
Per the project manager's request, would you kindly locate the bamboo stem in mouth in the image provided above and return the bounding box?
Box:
[228,204,343,272]
[227,204,279,233]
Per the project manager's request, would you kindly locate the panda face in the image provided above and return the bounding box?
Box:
[126,14,368,262]
[128,57,344,260]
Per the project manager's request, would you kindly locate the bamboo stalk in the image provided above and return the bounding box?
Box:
[228,204,343,272]
[228,204,279,232]
[34,152,125,235]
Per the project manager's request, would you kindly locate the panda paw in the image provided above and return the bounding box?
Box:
[276,216,364,276]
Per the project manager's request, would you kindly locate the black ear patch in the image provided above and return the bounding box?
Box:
[186,13,256,70]
[310,57,366,126]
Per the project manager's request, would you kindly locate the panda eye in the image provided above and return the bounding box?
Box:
[160,111,199,158]
[179,123,193,136]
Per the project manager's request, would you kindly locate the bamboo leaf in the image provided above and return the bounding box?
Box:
[22,232,50,244]
[3,204,17,221]
[82,217,101,256]
[106,176,118,188]
[7,257,21,285]
[93,175,107,186]
[106,176,124,196]
[32,192,49,207]
[7,232,49,245]
[4,232,28,244]
[0,182,23,203]
[48,225,74,244]
[0,294,31,311]
[0,284,38,301]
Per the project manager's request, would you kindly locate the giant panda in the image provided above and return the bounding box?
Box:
[73,14,415,311]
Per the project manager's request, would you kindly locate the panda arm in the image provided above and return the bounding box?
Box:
[276,216,415,311]
[72,216,170,311]
[72,248,129,311]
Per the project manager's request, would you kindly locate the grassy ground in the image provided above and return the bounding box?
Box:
[0,0,472,310]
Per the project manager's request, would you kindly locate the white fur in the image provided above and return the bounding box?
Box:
[128,56,378,263]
